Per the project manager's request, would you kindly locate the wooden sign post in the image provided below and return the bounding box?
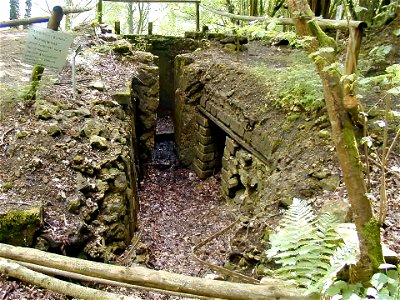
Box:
[25,6,66,101]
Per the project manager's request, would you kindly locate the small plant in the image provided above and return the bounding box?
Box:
[326,264,400,300]
[265,198,357,291]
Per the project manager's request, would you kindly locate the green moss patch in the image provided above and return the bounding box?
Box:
[0,208,41,246]
[247,50,324,112]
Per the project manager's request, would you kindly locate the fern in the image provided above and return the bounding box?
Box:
[266,198,346,289]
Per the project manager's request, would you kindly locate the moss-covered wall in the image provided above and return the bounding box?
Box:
[124,35,202,115]
[174,44,341,209]
[0,208,41,246]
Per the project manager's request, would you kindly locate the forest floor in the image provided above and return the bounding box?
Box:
[0,19,399,300]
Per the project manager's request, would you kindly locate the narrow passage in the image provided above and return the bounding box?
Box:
[139,165,236,277]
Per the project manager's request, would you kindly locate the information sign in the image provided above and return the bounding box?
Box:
[23,26,73,71]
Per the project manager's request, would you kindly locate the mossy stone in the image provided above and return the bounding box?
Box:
[47,124,62,136]
[34,100,60,120]
[90,135,108,150]
[0,208,41,246]
[1,181,13,192]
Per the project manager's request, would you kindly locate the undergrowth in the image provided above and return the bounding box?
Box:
[249,62,324,112]
[263,198,400,299]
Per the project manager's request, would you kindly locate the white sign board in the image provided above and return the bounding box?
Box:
[23,26,73,71]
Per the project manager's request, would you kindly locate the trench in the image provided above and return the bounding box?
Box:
[131,38,235,277]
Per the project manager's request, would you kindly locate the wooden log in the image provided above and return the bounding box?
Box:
[104,0,201,2]
[0,243,317,300]
[0,7,91,28]
[0,258,140,300]
[14,259,217,299]
[201,4,366,29]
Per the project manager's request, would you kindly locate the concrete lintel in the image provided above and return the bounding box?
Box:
[198,106,272,167]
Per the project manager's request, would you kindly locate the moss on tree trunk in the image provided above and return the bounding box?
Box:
[287,0,384,283]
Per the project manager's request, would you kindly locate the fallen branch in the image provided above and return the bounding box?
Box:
[12,259,217,300]
[0,257,139,300]
[0,243,317,300]
[0,7,91,28]
[201,4,366,29]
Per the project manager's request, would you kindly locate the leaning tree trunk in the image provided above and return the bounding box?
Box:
[286,0,383,283]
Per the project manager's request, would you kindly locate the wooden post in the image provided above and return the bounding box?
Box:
[195,2,200,31]
[97,0,103,23]
[343,26,364,113]
[25,6,64,101]
[47,6,64,30]
[148,22,153,35]
[115,21,121,34]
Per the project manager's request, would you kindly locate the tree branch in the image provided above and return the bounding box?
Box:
[0,257,140,300]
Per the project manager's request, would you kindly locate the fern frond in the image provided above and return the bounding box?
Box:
[266,198,352,289]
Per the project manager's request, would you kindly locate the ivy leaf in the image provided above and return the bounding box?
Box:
[370,272,388,290]
[354,5,367,13]
[387,86,400,95]
[360,136,373,148]
[366,287,378,298]
[326,280,348,296]
[375,120,386,128]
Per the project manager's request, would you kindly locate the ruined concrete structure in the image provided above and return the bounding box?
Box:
[0,32,340,259]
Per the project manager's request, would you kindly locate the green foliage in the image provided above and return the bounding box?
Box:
[266,198,346,289]
[249,51,324,113]
[374,2,400,26]
[326,265,400,300]
[274,65,324,112]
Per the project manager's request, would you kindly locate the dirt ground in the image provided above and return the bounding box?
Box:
[0,21,399,300]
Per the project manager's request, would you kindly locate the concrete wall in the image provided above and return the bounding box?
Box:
[174,50,340,209]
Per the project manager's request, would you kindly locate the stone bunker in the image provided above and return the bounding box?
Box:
[1,32,341,260]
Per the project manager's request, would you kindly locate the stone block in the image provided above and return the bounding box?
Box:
[243,130,252,143]
[210,103,218,117]
[217,109,231,127]
[220,169,229,182]
[230,118,245,137]
[206,101,218,116]
[196,113,210,127]
[198,125,212,136]
[0,207,41,246]
[221,156,230,168]
[195,147,216,162]
[225,137,239,155]
[197,133,215,145]
[194,158,217,170]
[200,96,208,108]
[197,142,217,154]
[192,162,214,179]
[220,177,229,191]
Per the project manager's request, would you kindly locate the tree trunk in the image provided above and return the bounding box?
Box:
[23,0,32,28]
[0,7,91,28]
[286,0,383,283]
[127,3,134,34]
[0,258,139,300]
[0,243,317,300]
[9,0,20,26]
[308,0,331,18]
[97,0,103,23]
